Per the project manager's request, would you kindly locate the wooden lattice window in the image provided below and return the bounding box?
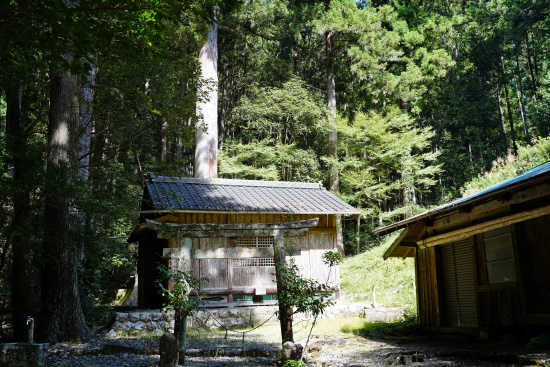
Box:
[231,258,275,267]
[236,236,273,248]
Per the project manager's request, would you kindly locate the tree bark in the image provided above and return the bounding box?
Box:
[195,14,218,179]
[40,65,91,344]
[6,79,33,342]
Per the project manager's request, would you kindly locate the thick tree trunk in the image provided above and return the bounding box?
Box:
[195,16,218,179]
[40,65,91,344]
[326,31,344,255]
[6,80,33,342]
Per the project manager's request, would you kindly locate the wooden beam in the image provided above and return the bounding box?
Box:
[432,182,550,231]
[418,203,550,248]
[192,247,285,259]
[148,218,319,238]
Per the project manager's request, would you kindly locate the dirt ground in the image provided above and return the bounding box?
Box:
[42,322,550,367]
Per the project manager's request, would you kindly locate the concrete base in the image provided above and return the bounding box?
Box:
[0,343,48,367]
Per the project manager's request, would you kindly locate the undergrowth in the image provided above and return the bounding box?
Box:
[339,232,416,317]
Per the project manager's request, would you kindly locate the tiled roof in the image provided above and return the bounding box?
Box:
[143,176,360,215]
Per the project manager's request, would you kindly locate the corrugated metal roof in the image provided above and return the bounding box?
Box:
[375,160,550,235]
[143,176,360,215]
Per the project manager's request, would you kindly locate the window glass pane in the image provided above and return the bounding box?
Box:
[484,234,514,262]
[486,259,517,283]
[482,226,509,239]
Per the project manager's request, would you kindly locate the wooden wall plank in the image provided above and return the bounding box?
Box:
[200,259,228,289]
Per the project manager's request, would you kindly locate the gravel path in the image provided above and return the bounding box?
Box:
[45,324,550,367]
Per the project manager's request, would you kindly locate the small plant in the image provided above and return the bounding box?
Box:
[283,360,307,367]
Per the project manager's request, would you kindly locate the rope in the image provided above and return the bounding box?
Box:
[203,310,279,343]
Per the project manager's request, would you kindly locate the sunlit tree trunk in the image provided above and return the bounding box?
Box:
[195,12,218,179]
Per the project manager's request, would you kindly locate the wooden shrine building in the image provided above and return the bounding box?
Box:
[374,161,550,335]
[128,175,360,309]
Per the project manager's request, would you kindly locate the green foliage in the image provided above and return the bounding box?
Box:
[338,108,440,224]
[339,232,416,316]
[462,138,550,196]
[220,77,326,182]
[322,251,341,267]
[283,360,307,367]
[277,257,334,318]
[156,266,209,318]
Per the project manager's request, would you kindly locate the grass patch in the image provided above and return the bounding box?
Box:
[339,233,416,316]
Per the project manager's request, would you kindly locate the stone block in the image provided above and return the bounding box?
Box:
[141,312,152,322]
[159,332,178,367]
[116,312,128,322]
[151,312,162,321]
[134,321,146,331]
[218,310,228,318]
[106,330,117,337]
[282,341,303,361]
[0,343,49,367]
[129,313,140,323]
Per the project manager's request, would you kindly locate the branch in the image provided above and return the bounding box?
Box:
[218,25,252,45]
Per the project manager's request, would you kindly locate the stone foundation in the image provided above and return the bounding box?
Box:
[108,304,405,336]
[0,343,48,367]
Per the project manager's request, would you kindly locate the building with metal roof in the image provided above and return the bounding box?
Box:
[374,161,550,334]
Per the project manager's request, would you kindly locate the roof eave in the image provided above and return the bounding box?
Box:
[373,170,550,237]
[135,209,361,216]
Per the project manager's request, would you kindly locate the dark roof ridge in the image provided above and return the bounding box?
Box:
[149,174,325,190]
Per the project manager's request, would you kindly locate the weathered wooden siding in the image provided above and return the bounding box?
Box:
[415,246,441,327]
[516,214,550,315]
[164,212,339,305]
[309,232,337,285]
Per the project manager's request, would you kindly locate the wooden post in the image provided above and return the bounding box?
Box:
[273,234,293,344]
[163,237,192,364]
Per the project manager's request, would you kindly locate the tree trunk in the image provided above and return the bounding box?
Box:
[6,80,33,342]
[326,31,338,193]
[500,55,518,153]
[525,34,538,96]
[161,118,167,162]
[195,14,218,179]
[514,52,529,144]
[495,81,509,148]
[39,65,91,344]
[78,64,95,263]
[273,235,293,344]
